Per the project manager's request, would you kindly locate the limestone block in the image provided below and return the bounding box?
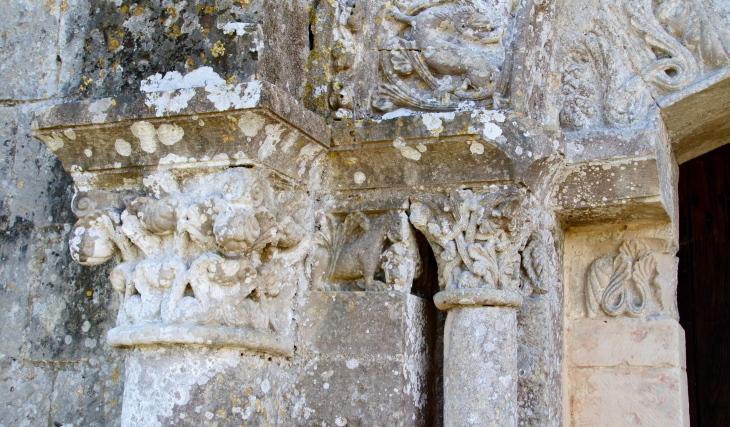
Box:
[569,366,689,427]
[0,359,53,427]
[294,357,428,427]
[564,229,678,321]
[556,158,670,226]
[661,69,730,164]
[326,110,563,192]
[0,0,60,100]
[567,318,686,368]
[49,356,125,427]
[0,218,33,359]
[297,292,435,426]
[0,107,16,187]
[34,80,329,189]
[77,0,309,101]
[10,104,75,228]
[121,347,298,427]
[299,292,428,357]
[26,228,119,362]
[517,295,563,427]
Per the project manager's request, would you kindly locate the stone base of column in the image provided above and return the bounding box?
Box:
[444,305,518,427]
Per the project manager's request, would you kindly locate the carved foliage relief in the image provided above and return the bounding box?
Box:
[69,168,309,338]
[409,186,526,292]
[625,0,730,93]
[559,0,730,133]
[559,25,654,132]
[585,240,662,318]
[373,0,517,112]
[310,211,422,293]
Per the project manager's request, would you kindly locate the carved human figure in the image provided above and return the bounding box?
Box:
[66,167,309,352]
[122,258,187,324]
[166,252,258,326]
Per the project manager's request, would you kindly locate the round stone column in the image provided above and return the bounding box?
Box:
[435,288,522,427]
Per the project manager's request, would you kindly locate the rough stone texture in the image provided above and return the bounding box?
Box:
[444,306,518,427]
[297,292,436,426]
[567,318,686,368]
[0,41,125,427]
[661,70,730,164]
[7,0,730,423]
[122,347,297,427]
[78,0,310,101]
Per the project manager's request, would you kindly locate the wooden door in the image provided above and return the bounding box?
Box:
[678,143,730,427]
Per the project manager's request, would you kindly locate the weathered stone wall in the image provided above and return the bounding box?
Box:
[0,1,125,425]
[3,0,730,425]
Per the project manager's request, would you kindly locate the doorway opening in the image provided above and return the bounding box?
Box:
[677,143,730,427]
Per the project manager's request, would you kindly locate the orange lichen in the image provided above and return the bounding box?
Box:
[107,39,120,51]
[211,40,226,58]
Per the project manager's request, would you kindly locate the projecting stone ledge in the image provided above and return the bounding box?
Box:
[32,80,330,187]
[108,324,295,357]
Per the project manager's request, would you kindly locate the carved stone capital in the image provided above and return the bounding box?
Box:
[409,185,526,298]
[68,167,308,356]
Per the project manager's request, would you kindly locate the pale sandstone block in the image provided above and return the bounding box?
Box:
[567,318,686,368]
[569,366,689,427]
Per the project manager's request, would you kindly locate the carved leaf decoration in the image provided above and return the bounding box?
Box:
[625,0,699,92]
[522,235,550,295]
[634,252,660,308]
[468,242,498,286]
[619,239,650,261]
[326,212,370,280]
[601,253,639,317]
[389,50,414,75]
[586,255,614,317]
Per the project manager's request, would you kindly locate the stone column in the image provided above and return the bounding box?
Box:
[410,186,529,427]
[436,290,522,426]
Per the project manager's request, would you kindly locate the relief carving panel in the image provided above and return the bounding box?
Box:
[584,239,662,318]
[373,0,518,112]
[69,168,309,356]
[309,210,422,292]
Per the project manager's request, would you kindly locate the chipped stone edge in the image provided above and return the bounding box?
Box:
[107,325,295,357]
[434,288,523,311]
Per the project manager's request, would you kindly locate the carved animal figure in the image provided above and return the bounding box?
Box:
[391,4,503,91]
[311,211,411,291]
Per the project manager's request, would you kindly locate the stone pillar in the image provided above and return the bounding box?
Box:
[437,293,521,426]
[33,80,330,425]
[410,187,534,427]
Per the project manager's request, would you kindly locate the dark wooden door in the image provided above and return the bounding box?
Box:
[678,143,730,427]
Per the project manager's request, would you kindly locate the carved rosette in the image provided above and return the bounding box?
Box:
[69,168,309,356]
[373,0,516,112]
[409,185,529,310]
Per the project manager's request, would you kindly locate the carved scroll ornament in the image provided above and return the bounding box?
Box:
[373,0,516,112]
[310,211,422,293]
[625,0,730,95]
[585,240,661,318]
[69,168,308,356]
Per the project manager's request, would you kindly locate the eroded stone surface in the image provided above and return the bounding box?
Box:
[9,0,730,424]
